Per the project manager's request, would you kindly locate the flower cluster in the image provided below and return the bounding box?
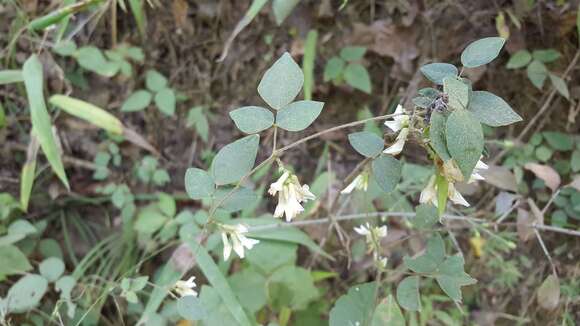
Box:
[268,170,316,221]
[173,276,197,298]
[220,223,260,261]
[354,222,389,268]
[420,158,488,208]
[383,104,410,156]
[341,170,370,194]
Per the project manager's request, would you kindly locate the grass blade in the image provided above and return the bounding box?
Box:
[0,70,23,84]
[49,95,123,134]
[20,133,39,211]
[302,29,318,100]
[218,0,268,62]
[128,0,146,38]
[187,241,253,326]
[23,55,69,189]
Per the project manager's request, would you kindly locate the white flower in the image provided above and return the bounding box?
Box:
[384,104,409,132]
[442,159,464,183]
[468,159,488,183]
[383,127,409,156]
[174,276,197,297]
[221,224,260,260]
[419,175,470,208]
[341,172,369,194]
[354,223,387,243]
[269,171,316,222]
[383,104,410,156]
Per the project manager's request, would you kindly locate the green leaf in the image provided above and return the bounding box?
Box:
[404,234,445,273]
[526,60,548,89]
[443,76,469,110]
[121,90,152,112]
[134,206,167,234]
[272,0,300,25]
[184,168,215,199]
[20,145,37,212]
[371,154,402,193]
[245,217,333,260]
[532,49,561,63]
[434,255,476,302]
[158,192,176,217]
[5,274,48,313]
[53,40,77,56]
[228,267,267,313]
[446,109,484,179]
[571,150,580,172]
[543,131,573,151]
[188,241,254,326]
[0,245,32,276]
[39,257,65,282]
[258,52,304,110]
[49,95,124,134]
[246,241,297,274]
[412,203,439,229]
[340,46,367,61]
[276,100,324,131]
[145,70,168,92]
[429,111,451,161]
[420,63,458,85]
[268,266,319,310]
[324,57,345,82]
[0,69,24,84]
[372,295,405,326]
[23,55,69,189]
[460,37,505,68]
[412,96,432,109]
[177,295,207,321]
[329,282,377,326]
[396,276,421,311]
[211,134,260,185]
[549,74,569,100]
[348,131,384,157]
[344,63,372,93]
[75,46,119,77]
[154,88,176,116]
[214,187,258,212]
[506,50,532,69]
[229,106,274,133]
[468,91,522,127]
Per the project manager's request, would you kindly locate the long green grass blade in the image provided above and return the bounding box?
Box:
[23,55,69,189]
[128,0,146,38]
[20,134,39,211]
[302,29,318,100]
[0,70,23,84]
[49,95,124,134]
[187,241,253,326]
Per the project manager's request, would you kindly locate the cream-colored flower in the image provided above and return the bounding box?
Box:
[383,104,410,156]
[221,224,260,261]
[173,276,197,297]
[383,127,409,156]
[354,223,387,243]
[419,175,470,208]
[341,172,369,194]
[468,159,488,183]
[269,171,315,221]
[442,159,464,183]
[384,104,409,132]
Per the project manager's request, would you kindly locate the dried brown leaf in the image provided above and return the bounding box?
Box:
[537,274,560,310]
[481,164,518,192]
[524,163,561,192]
[516,208,534,241]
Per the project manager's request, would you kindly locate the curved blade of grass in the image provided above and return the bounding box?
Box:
[20,133,39,211]
[0,70,23,84]
[28,0,104,31]
[218,0,268,62]
[23,55,69,189]
[187,241,253,326]
[49,95,123,134]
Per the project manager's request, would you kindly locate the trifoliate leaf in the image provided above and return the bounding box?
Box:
[506,50,532,69]
[344,63,372,94]
[121,90,152,112]
[276,100,324,131]
[154,88,176,116]
[404,234,445,273]
[258,52,304,110]
[526,60,548,89]
[340,46,367,61]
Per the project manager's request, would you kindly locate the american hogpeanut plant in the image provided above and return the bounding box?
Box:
[181,37,523,323]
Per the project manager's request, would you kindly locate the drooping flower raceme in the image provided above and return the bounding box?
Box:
[220,224,260,261]
[383,104,410,156]
[354,222,387,244]
[173,276,197,297]
[341,171,369,194]
[268,170,316,222]
[425,157,489,208]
